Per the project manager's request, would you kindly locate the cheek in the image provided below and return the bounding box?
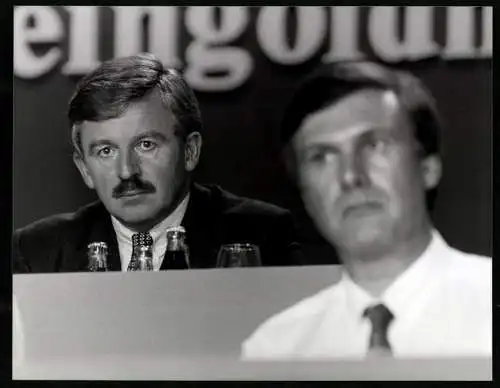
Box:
[141,149,184,187]
[86,162,117,189]
[300,163,339,192]
[146,144,182,168]
[367,152,421,209]
[365,148,404,185]
[298,165,339,213]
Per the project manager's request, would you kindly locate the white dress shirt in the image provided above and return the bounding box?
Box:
[111,193,190,271]
[242,230,492,360]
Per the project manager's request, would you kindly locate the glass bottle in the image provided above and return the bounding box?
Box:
[163,226,190,270]
[128,233,154,271]
[87,242,108,272]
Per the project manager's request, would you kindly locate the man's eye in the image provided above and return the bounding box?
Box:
[308,152,326,162]
[304,151,336,165]
[365,138,387,152]
[97,147,115,157]
[138,140,156,151]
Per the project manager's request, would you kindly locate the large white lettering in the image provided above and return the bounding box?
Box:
[14,6,63,79]
[368,6,439,61]
[323,6,363,62]
[257,6,326,65]
[62,6,100,75]
[443,7,475,59]
[112,6,181,68]
[13,6,492,89]
[184,6,252,91]
[480,7,492,58]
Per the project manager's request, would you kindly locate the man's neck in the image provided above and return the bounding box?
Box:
[340,225,433,298]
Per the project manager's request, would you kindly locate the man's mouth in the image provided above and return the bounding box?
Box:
[342,202,383,218]
[116,190,150,198]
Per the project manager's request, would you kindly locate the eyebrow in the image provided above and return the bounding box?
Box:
[130,131,169,144]
[357,128,383,142]
[300,143,341,157]
[304,143,340,152]
[301,127,391,152]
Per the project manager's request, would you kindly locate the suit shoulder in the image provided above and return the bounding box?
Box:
[206,184,291,217]
[15,202,101,240]
[13,202,104,273]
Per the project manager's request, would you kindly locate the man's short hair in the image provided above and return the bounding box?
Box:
[69,52,202,155]
[280,60,443,211]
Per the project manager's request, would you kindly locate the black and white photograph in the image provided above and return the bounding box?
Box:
[12,6,492,380]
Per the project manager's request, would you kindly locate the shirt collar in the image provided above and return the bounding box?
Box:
[382,229,450,318]
[341,270,375,322]
[111,192,190,246]
[339,229,451,320]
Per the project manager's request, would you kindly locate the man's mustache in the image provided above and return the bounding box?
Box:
[112,176,156,198]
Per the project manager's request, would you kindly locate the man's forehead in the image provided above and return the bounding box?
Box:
[120,90,168,119]
[81,97,172,131]
[293,89,403,145]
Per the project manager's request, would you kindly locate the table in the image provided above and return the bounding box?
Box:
[13,266,492,380]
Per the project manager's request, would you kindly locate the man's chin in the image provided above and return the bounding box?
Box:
[335,226,393,254]
[109,208,159,229]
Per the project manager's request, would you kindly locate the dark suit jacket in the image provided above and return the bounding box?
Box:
[13,183,304,273]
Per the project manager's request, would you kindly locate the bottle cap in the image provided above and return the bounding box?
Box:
[166,226,186,238]
[87,242,108,249]
[87,242,108,255]
[166,226,186,233]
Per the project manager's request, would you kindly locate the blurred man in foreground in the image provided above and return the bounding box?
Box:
[13,53,303,273]
[242,61,491,359]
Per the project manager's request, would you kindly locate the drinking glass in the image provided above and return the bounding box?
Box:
[216,243,262,267]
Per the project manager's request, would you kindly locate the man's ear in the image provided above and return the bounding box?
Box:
[420,154,442,190]
[184,131,202,172]
[73,152,95,189]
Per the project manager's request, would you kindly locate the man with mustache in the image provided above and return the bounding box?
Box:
[242,61,491,359]
[14,53,303,273]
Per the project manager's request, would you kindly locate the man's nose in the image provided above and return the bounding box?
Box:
[117,151,141,180]
[339,152,368,191]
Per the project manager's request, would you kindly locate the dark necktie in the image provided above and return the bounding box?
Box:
[363,303,394,357]
[127,232,153,271]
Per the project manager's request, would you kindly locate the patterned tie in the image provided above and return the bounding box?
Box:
[127,232,153,271]
[363,303,394,357]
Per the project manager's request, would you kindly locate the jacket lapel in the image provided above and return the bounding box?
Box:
[179,183,220,269]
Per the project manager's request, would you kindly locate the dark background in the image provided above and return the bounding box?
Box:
[14,6,492,263]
